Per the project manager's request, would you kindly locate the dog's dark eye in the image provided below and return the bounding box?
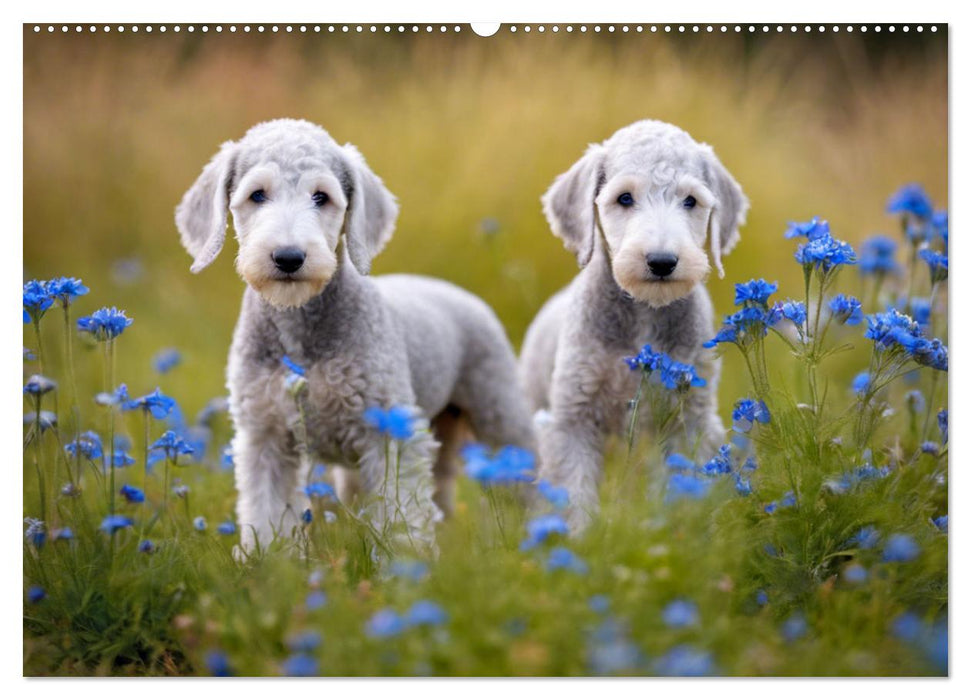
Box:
[617,192,635,207]
[682,195,697,209]
[250,189,267,204]
[312,191,329,207]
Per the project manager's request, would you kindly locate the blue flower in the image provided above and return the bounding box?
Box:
[784,217,830,240]
[919,248,948,283]
[741,456,758,471]
[662,599,699,628]
[780,491,797,508]
[303,482,336,500]
[755,590,769,607]
[46,277,89,306]
[405,600,449,627]
[24,374,58,397]
[920,441,940,456]
[546,546,589,574]
[883,533,920,562]
[910,297,932,329]
[657,359,706,391]
[589,595,611,614]
[843,563,868,585]
[217,520,236,535]
[864,309,920,349]
[27,585,46,604]
[77,307,133,341]
[152,348,182,374]
[108,451,136,468]
[624,343,667,371]
[829,294,863,326]
[24,518,46,548]
[701,444,733,476]
[732,398,771,433]
[887,183,933,219]
[287,630,322,652]
[389,559,429,582]
[23,411,57,432]
[891,612,923,642]
[282,653,318,676]
[734,279,778,306]
[95,383,130,407]
[65,431,103,461]
[205,650,233,677]
[665,472,710,502]
[365,608,406,638]
[665,453,696,471]
[851,372,871,396]
[119,484,145,504]
[100,515,134,534]
[301,509,313,524]
[150,430,196,463]
[52,527,74,541]
[138,539,156,554]
[938,410,948,444]
[463,443,536,486]
[193,516,207,532]
[281,355,306,376]
[702,325,737,348]
[781,613,809,642]
[587,619,643,675]
[520,513,569,550]
[933,515,948,533]
[306,591,327,610]
[23,280,54,323]
[858,235,901,275]
[849,526,881,550]
[363,405,416,440]
[733,474,752,496]
[123,388,177,419]
[536,479,569,510]
[653,645,715,676]
[795,234,857,271]
[767,299,807,328]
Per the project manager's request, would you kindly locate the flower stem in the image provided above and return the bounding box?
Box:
[62,305,83,486]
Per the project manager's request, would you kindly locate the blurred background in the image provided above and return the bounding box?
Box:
[23,26,947,418]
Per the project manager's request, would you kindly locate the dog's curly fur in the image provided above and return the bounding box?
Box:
[176,119,535,553]
[519,120,749,531]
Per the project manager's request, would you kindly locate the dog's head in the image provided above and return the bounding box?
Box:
[175,119,398,309]
[542,120,748,308]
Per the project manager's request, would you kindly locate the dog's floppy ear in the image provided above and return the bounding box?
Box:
[541,144,606,268]
[340,144,399,275]
[701,145,749,278]
[175,141,238,274]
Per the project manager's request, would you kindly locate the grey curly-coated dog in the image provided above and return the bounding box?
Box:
[175,119,534,554]
[519,120,749,531]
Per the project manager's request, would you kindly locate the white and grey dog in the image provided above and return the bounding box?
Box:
[176,119,534,554]
[519,120,749,531]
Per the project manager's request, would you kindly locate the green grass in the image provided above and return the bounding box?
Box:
[23,27,947,676]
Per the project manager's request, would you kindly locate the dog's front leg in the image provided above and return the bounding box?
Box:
[233,427,302,553]
[356,428,443,557]
[537,415,606,534]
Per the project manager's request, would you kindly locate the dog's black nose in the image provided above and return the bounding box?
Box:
[647,253,678,278]
[272,247,306,274]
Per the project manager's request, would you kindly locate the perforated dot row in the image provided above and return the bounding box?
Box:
[31,24,941,35]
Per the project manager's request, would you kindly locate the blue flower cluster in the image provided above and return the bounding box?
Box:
[364,600,449,639]
[858,235,900,276]
[23,277,89,323]
[462,443,535,486]
[705,278,782,348]
[664,443,756,501]
[363,405,416,441]
[624,344,706,391]
[77,307,133,341]
[794,231,857,272]
[731,398,770,433]
[828,294,863,326]
[864,309,947,371]
[520,513,569,550]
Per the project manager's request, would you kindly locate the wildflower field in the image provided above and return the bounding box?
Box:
[23,27,947,676]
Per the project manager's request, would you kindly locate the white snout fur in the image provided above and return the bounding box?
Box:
[597,176,713,308]
[231,167,347,309]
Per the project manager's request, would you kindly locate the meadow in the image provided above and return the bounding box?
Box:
[23,26,947,676]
